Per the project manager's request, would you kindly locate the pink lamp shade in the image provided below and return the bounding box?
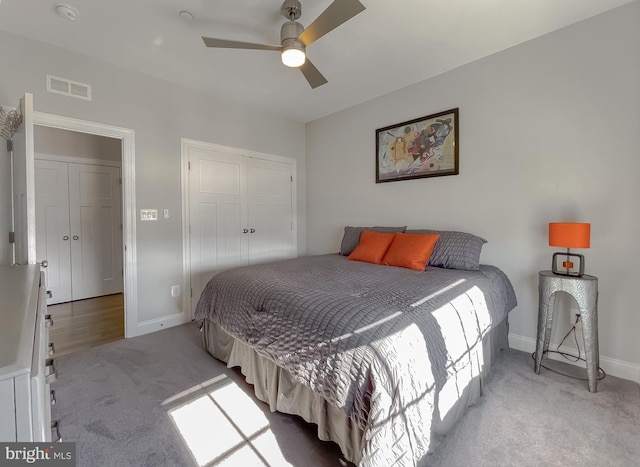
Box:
[548,223,590,249]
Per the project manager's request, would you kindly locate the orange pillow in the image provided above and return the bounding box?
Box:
[348,230,396,264]
[382,233,440,271]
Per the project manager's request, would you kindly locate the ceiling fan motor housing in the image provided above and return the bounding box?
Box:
[281,20,304,44]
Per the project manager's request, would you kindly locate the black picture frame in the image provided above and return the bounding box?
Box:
[375,108,459,183]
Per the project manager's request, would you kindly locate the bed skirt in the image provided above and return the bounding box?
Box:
[201,318,509,465]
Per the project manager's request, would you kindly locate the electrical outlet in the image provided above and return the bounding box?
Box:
[171,285,181,298]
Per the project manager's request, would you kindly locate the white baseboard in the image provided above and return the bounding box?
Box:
[509,333,640,384]
[128,312,191,338]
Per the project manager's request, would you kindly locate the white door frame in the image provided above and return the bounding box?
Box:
[34,111,138,338]
[181,138,297,319]
[11,93,36,265]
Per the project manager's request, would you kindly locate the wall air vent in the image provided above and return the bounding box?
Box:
[46,75,92,101]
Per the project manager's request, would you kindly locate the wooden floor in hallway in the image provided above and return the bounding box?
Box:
[48,293,124,358]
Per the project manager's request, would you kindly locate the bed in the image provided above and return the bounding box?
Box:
[194,228,517,466]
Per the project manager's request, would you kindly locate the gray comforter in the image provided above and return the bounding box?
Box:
[195,254,517,466]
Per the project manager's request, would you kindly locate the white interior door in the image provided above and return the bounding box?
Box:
[68,163,123,300]
[11,93,36,265]
[35,160,72,304]
[247,158,295,264]
[188,146,248,315]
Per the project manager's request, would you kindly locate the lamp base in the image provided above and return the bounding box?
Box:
[552,252,585,277]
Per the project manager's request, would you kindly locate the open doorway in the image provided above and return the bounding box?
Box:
[7,95,139,339]
[32,111,139,341]
[34,126,125,355]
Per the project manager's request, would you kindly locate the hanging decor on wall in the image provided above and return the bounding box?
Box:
[0,106,23,141]
[375,108,459,183]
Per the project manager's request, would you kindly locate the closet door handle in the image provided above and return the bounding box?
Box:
[250,228,256,233]
[73,235,79,240]
[63,236,69,241]
[242,229,249,234]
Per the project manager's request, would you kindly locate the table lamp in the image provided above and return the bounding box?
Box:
[549,222,590,277]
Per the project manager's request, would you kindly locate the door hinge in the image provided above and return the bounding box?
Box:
[188,161,191,170]
[6,139,13,152]
[8,231,15,244]
[290,175,293,182]
[291,222,294,230]
[119,178,122,186]
[190,288,193,298]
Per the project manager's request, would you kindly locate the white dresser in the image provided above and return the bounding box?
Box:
[0,265,57,442]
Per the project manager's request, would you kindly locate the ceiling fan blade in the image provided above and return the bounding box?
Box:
[202,37,282,51]
[300,59,328,89]
[298,0,366,46]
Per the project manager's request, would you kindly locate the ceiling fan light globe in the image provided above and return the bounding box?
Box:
[282,47,306,67]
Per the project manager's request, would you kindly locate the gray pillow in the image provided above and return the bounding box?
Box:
[339,226,407,256]
[405,229,487,270]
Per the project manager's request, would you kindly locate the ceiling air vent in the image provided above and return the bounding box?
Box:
[46,75,92,101]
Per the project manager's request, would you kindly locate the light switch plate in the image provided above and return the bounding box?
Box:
[140,209,158,221]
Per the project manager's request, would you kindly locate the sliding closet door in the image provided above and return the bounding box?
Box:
[35,160,72,304]
[68,163,123,300]
[189,146,248,315]
[184,139,297,318]
[247,158,295,265]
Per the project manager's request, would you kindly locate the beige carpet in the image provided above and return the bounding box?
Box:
[51,322,640,466]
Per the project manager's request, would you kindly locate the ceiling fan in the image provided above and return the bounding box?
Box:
[202,0,366,89]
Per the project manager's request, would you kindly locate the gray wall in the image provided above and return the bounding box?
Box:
[305,3,640,378]
[35,126,121,161]
[0,30,306,326]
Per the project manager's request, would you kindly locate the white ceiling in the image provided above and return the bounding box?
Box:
[0,0,632,123]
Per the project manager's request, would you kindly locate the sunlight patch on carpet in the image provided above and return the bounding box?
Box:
[167,375,294,466]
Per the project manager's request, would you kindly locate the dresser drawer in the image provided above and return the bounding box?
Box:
[30,294,53,442]
[0,266,54,442]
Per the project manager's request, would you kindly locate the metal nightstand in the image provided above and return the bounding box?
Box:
[534,270,600,392]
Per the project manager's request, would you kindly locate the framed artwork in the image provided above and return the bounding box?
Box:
[375,108,459,183]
